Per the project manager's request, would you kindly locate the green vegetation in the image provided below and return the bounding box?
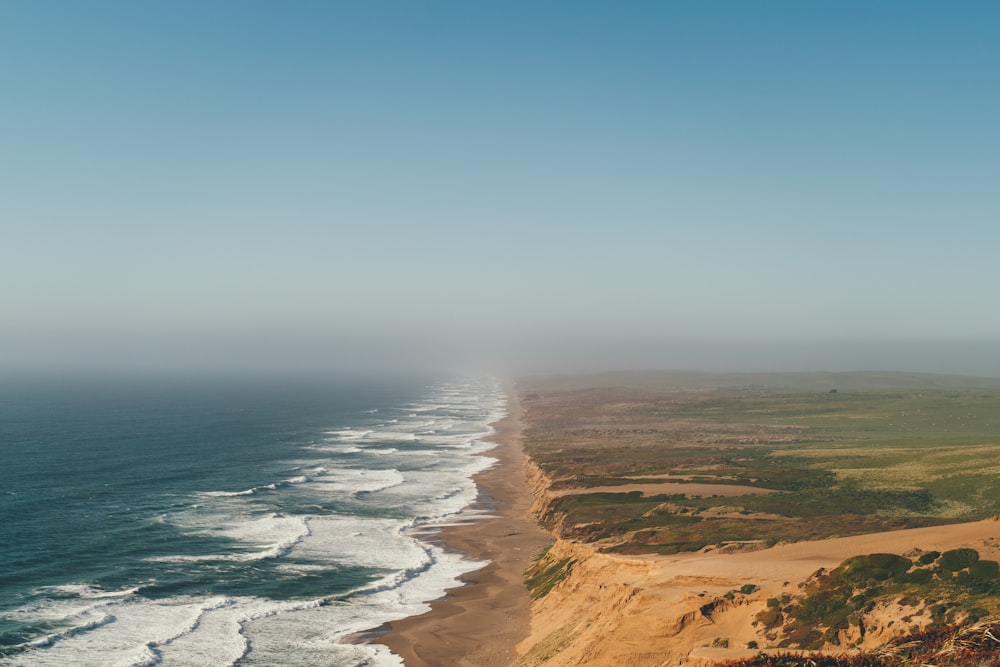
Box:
[524,546,577,600]
[519,372,1000,552]
[939,547,980,572]
[720,619,1000,666]
[765,550,1000,650]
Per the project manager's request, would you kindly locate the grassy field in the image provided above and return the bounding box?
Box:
[519,371,1000,553]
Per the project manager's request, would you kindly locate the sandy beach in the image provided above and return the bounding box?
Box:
[374,393,553,667]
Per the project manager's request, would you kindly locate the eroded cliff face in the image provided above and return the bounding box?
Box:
[515,455,1000,666]
[518,457,766,666]
[511,538,965,666]
[524,457,555,523]
[514,539,770,667]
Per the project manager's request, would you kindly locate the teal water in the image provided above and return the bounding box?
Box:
[0,374,503,666]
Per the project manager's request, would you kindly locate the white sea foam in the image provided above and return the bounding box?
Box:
[237,519,485,667]
[311,441,367,453]
[298,467,406,497]
[2,596,243,667]
[197,466,328,500]
[2,586,142,643]
[150,514,311,564]
[324,429,374,441]
[373,468,489,520]
[36,584,141,600]
[218,514,312,560]
[197,488,258,498]
[3,378,507,667]
[362,447,398,456]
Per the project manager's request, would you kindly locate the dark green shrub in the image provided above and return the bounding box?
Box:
[938,547,979,571]
[967,558,999,580]
[740,583,759,594]
[916,550,940,565]
[848,592,870,610]
[838,553,911,585]
[902,568,932,584]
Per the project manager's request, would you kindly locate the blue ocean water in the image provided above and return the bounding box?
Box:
[0,374,504,666]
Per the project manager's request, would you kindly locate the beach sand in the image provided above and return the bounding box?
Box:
[373,393,553,667]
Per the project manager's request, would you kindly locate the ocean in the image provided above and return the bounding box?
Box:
[0,374,505,666]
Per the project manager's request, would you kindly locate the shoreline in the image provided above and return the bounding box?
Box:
[371,388,553,667]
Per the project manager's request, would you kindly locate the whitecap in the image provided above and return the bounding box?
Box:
[197,488,257,498]
[4,377,508,667]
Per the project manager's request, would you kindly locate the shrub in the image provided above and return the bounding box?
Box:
[779,624,823,648]
[938,547,979,572]
[967,559,999,580]
[916,550,940,565]
[838,553,912,585]
[720,619,1000,664]
[756,607,783,630]
[902,568,933,584]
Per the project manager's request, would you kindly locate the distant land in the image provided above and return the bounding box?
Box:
[508,370,1000,666]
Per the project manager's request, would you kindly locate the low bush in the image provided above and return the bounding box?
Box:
[838,553,912,585]
[938,548,979,572]
[917,550,940,565]
[967,558,999,580]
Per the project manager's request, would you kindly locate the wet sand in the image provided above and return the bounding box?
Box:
[373,392,553,667]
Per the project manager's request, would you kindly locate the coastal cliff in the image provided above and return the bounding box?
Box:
[524,457,556,524]
[516,455,770,666]
[514,454,1000,666]
[515,538,732,667]
[511,375,1000,666]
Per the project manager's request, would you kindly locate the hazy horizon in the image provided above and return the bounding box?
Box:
[4,2,999,378]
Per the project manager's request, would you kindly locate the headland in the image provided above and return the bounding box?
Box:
[379,371,1000,666]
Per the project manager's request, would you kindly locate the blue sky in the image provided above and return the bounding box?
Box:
[3,2,1000,374]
